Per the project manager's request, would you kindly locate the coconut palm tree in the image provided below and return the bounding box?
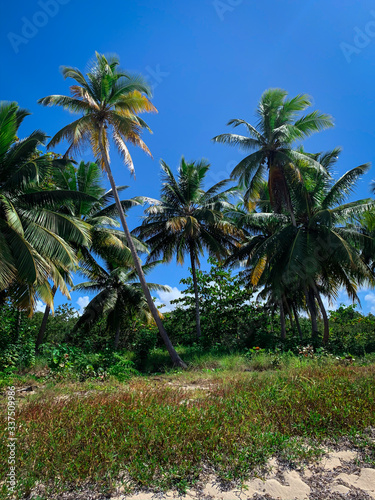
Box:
[38,52,185,367]
[356,184,375,273]
[72,253,170,350]
[133,157,241,338]
[35,160,148,351]
[212,89,334,224]
[289,152,374,342]
[51,160,147,261]
[227,152,374,343]
[0,101,91,314]
[226,189,294,339]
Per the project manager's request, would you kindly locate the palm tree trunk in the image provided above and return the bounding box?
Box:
[279,300,286,340]
[189,243,201,339]
[285,190,297,227]
[98,124,186,368]
[306,287,319,339]
[0,291,7,308]
[36,285,57,353]
[279,164,297,227]
[283,297,294,329]
[292,302,303,341]
[268,161,297,227]
[114,326,120,350]
[312,284,329,344]
[15,307,21,341]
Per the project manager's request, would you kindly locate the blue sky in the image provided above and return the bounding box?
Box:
[2,0,375,314]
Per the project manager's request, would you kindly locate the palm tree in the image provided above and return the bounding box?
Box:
[35,160,147,351]
[133,157,241,338]
[38,52,186,367]
[212,89,334,224]
[357,184,375,273]
[225,188,294,339]
[288,152,374,342]
[51,160,147,262]
[228,153,374,343]
[0,101,91,314]
[72,254,170,350]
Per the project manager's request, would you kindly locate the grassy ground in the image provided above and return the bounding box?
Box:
[1,354,375,499]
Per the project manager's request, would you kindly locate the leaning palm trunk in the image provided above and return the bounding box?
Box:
[98,125,186,368]
[36,304,50,353]
[312,284,329,344]
[36,284,57,352]
[279,300,286,340]
[306,287,319,340]
[189,243,201,339]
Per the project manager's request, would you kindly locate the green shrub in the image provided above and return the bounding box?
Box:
[39,343,139,382]
[328,305,375,355]
[0,303,36,372]
[108,355,139,381]
[0,337,36,372]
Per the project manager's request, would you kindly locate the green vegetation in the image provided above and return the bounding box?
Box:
[1,51,375,499]
[1,56,375,366]
[1,360,374,498]
[72,257,170,350]
[0,102,90,313]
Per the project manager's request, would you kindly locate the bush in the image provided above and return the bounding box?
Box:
[165,258,280,350]
[328,305,375,355]
[108,355,139,381]
[0,337,36,373]
[39,343,139,382]
[0,303,36,373]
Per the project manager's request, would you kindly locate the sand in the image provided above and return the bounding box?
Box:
[110,448,375,500]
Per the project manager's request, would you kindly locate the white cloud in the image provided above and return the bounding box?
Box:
[331,287,375,314]
[322,295,342,313]
[155,286,184,312]
[251,287,266,306]
[35,300,46,313]
[364,292,375,314]
[319,288,354,313]
[76,296,89,315]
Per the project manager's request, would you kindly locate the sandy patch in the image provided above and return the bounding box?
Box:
[243,470,311,499]
[112,450,375,500]
[320,449,357,471]
[333,468,375,498]
[26,441,375,500]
